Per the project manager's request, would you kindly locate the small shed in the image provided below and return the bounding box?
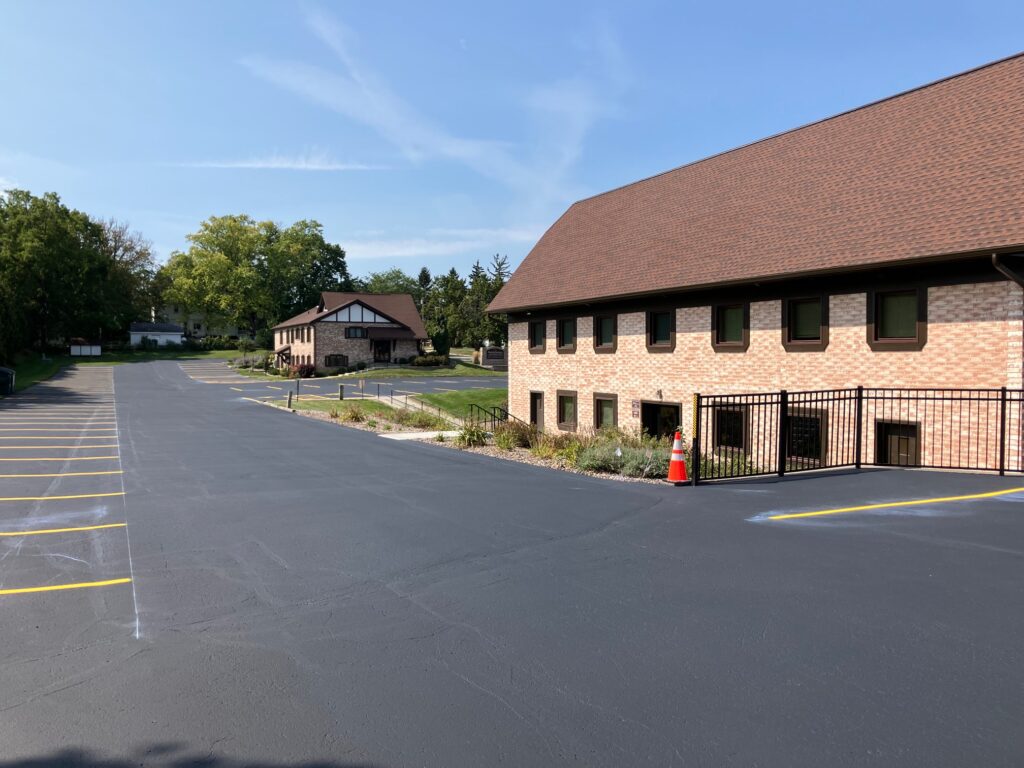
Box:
[130,322,185,347]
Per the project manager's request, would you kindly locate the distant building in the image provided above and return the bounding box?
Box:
[273,292,427,370]
[130,322,185,347]
[160,306,250,339]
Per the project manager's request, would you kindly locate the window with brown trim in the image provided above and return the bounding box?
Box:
[556,390,577,431]
[593,315,617,353]
[713,405,748,451]
[528,320,546,353]
[787,409,827,466]
[593,393,618,429]
[867,287,927,351]
[782,296,829,351]
[646,310,675,352]
[556,318,577,353]
[346,327,368,339]
[712,303,749,351]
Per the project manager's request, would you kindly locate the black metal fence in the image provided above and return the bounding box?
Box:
[466,404,524,431]
[691,387,1024,483]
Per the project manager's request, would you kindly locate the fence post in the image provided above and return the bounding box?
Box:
[691,393,701,486]
[854,385,864,469]
[999,386,1008,476]
[777,390,789,477]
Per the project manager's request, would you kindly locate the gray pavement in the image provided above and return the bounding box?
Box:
[0,360,1022,767]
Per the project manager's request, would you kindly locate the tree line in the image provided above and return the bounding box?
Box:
[0,189,509,362]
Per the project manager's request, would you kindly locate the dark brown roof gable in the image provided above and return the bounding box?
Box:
[273,292,428,338]
[489,52,1024,313]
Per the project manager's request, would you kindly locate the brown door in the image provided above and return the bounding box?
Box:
[373,340,390,363]
[530,392,544,428]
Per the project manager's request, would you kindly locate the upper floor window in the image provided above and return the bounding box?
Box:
[782,296,828,351]
[346,327,368,339]
[712,303,749,352]
[557,318,577,352]
[646,310,675,352]
[593,315,617,352]
[867,287,927,351]
[528,320,546,353]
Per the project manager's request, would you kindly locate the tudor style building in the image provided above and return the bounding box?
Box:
[273,292,427,370]
[488,53,1024,455]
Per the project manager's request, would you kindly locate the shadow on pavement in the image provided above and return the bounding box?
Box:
[0,746,382,768]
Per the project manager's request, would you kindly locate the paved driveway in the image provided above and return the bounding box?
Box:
[0,360,1021,767]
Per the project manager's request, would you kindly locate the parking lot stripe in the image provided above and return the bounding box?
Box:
[0,577,132,596]
[0,428,117,432]
[0,435,118,440]
[0,491,126,502]
[767,486,1024,521]
[0,445,119,449]
[0,455,119,461]
[0,522,127,537]
[267,385,283,390]
[0,470,123,478]
[230,387,244,391]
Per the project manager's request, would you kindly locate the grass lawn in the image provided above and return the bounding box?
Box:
[417,388,508,420]
[339,362,503,379]
[283,398,397,418]
[6,349,263,393]
[279,397,451,430]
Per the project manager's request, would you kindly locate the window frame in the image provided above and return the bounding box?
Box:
[528,320,546,354]
[786,407,828,466]
[712,404,749,452]
[592,314,617,353]
[556,389,578,431]
[593,392,618,429]
[556,317,577,354]
[645,309,676,353]
[782,296,829,352]
[345,326,368,339]
[867,287,927,351]
[711,303,750,352]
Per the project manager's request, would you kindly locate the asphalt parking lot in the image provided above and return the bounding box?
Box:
[1,361,1021,767]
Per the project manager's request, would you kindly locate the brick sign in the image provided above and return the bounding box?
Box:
[632,400,641,417]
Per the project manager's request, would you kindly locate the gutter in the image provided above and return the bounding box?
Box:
[992,253,1024,287]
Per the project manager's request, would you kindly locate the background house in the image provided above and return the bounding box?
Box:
[273,292,427,370]
[129,321,185,347]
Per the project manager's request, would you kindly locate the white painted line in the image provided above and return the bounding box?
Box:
[379,431,462,441]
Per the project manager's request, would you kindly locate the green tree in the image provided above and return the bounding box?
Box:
[422,268,466,355]
[416,266,432,311]
[357,268,419,297]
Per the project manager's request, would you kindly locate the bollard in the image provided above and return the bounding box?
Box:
[296,378,300,400]
[338,385,344,401]
[287,391,293,408]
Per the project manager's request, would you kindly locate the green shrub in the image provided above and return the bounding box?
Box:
[328,407,340,419]
[411,354,449,367]
[434,433,446,443]
[356,361,367,371]
[366,419,378,429]
[393,409,448,430]
[455,423,488,447]
[341,405,364,422]
[493,421,536,449]
[575,442,625,473]
[620,446,669,478]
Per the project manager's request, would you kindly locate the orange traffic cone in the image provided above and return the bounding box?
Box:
[665,430,689,485]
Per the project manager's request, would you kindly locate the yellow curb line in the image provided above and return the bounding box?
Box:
[0,456,119,462]
[768,486,1024,521]
[0,470,123,478]
[0,577,132,596]
[0,491,125,502]
[0,522,126,537]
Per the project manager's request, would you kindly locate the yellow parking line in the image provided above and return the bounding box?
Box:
[0,470,123,478]
[0,522,126,537]
[0,428,117,432]
[0,577,132,596]
[0,491,125,502]
[767,486,1024,521]
[0,436,117,440]
[267,386,282,390]
[0,456,119,462]
[0,445,119,449]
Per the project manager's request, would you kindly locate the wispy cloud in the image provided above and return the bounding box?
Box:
[0,175,16,191]
[180,149,385,171]
[346,226,545,261]
[240,9,629,212]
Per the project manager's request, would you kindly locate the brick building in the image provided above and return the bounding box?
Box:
[273,292,427,370]
[488,53,1024,467]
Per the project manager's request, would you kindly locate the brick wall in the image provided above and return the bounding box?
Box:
[509,281,1024,440]
[313,323,419,368]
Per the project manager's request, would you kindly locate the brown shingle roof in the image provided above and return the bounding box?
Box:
[273,292,428,338]
[489,53,1024,313]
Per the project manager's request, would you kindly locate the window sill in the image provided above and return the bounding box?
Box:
[646,342,675,353]
[556,345,577,354]
[712,341,749,353]
[867,337,926,352]
[782,338,828,352]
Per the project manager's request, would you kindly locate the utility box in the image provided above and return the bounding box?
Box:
[0,367,15,396]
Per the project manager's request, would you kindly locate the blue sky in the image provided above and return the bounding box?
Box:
[1,1,1022,279]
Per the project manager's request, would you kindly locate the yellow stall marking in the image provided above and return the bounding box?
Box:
[0,491,126,502]
[0,522,126,537]
[0,577,132,596]
[768,486,1024,521]
[0,456,119,462]
[0,445,119,450]
[0,470,123,478]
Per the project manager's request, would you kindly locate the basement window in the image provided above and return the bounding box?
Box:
[557,390,577,431]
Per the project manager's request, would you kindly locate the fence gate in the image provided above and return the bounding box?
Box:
[691,387,1024,484]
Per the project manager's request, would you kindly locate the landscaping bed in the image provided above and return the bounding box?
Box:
[271,398,452,434]
[433,422,677,484]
